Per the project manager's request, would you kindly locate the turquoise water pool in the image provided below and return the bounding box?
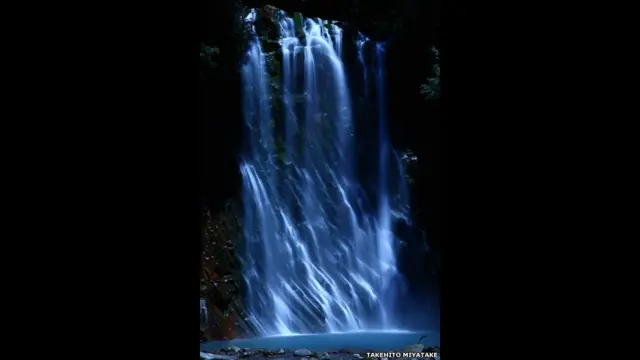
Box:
[200,330,440,352]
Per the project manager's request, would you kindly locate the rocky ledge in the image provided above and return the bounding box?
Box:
[201,344,441,360]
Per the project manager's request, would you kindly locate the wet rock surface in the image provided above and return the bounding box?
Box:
[294,349,313,357]
[201,345,441,360]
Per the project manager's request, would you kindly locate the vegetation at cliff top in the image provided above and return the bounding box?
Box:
[420,46,440,100]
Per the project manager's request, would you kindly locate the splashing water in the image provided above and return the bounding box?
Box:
[239,11,411,336]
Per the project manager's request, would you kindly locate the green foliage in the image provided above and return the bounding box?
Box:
[402,149,419,185]
[293,12,303,33]
[200,43,220,69]
[264,51,281,76]
[200,43,220,81]
[420,46,440,100]
[420,77,440,100]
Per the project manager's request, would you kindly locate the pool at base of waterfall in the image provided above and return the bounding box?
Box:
[200,331,440,360]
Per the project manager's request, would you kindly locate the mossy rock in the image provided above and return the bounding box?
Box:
[264,51,282,76]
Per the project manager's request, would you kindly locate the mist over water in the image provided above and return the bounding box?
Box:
[240,10,413,336]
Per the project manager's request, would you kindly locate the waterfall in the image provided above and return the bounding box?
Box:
[239,10,411,336]
[200,298,208,330]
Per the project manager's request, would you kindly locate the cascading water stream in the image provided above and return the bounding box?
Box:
[240,10,412,336]
[371,40,412,328]
[200,298,208,329]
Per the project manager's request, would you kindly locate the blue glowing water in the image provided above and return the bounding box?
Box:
[239,10,413,336]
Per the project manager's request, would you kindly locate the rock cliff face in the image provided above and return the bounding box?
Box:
[200,202,257,340]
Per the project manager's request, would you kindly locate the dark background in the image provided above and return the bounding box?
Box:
[36,0,614,357]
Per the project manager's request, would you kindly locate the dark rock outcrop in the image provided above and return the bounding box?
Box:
[243,0,430,42]
[201,202,257,340]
